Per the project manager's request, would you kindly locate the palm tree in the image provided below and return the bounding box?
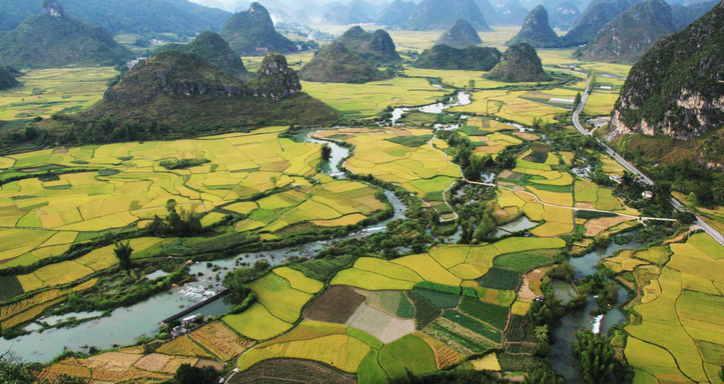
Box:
[114,241,134,270]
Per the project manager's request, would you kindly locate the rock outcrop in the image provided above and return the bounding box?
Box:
[506,5,564,48]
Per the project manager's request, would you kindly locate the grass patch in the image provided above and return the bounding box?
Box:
[476,267,521,290]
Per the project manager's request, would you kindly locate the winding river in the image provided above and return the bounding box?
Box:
[0,92,472,363]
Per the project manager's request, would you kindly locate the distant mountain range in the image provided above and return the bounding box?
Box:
[578,0,676,62]
[548,1,580,29]
[494,0,530,24]
[406,0,493,31]
[378,0,417,26]
[0,0,232,38]
[0,0,133,68]
[321,0,378,24]
[507,5,564,47]
[563,0,636,45]
[221,2,297,56]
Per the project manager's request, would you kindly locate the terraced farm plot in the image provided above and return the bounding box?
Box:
[345,303,416,343]
[229,358,357,384]
[304,286,366,324]
[237,325,372,373]
[315,128,460,205]
[246,272,317,323]
[623,233,724,383]
[188,322,253,361]
[357,290,414,318]
[377,334,438,379]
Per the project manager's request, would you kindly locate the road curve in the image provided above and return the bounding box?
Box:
[573,75,724,246]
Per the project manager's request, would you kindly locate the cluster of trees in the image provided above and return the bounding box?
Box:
[571,331,616,384]
[0,354,89,384]
[145,199,203,237]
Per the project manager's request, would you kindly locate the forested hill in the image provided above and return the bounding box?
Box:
[156,31,249,78]
[608,0,723,141]
[0,0,231,37]
[0,0,133,68]
[67,51,339,142]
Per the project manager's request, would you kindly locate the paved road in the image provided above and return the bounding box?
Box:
[573,75,724,246]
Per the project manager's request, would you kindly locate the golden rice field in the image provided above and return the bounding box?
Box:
[606,233,724,383]
[0,127,385,271]
[0,67,118,120]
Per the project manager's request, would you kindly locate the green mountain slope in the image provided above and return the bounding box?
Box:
[608,0,723,141]
[578,0,676,63]
[0,0,232,37]
[299,42,391,83]
[486,43,551,82]
[406,0,493,31]
[413,44,502,71]
[335,26,402,65]
[506,5,564,48]
[563,0,636,46]
[435,19,484,48]
[70,51,338,140]
[221,2,297,56]
[0,0,133,68]
[157,31,248,78]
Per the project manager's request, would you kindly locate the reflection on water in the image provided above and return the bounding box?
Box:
[493,216,537,238]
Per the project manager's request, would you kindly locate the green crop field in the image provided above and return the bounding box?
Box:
[302,78,445,117]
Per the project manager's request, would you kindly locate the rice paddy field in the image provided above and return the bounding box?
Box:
[603,233,724,383]
[315,127,460,211]
[0,67,118,120]
[0,127,386,271]
[301,78,446,117]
